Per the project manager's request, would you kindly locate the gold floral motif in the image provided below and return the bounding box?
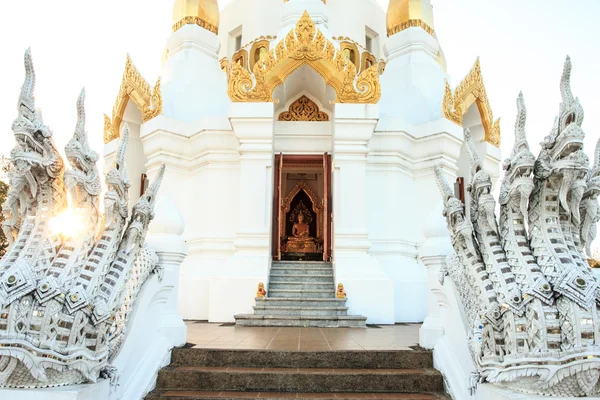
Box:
[172,16,218,34]
[104,55,163,144]
[278,95,329,121]
[387,19,434,37]
[222,12,382,104]
[442,58,501,147]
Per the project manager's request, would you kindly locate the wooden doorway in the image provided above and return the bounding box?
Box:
[272,154,332,261]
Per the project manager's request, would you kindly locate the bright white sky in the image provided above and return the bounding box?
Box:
[1,0,599,166]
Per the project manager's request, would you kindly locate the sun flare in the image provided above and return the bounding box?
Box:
[49,208,85,238]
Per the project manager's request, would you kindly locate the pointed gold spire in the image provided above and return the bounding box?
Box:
[387,0,434,37]
[172,0,220,34]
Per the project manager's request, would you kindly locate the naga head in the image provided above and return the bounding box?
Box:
[435,166,477,255]
[64,89,101,197]
[537,57,588,220]
[540,57,587,168]
[122,165,165,253]
[103,125,131,227]
[464,129,496,229]
[64,89,99,176]
[10,49,59,174]
[583,137,600,201]
[500,93,535,216]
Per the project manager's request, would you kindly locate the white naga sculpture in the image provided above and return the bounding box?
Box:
[435,57,600,397]
[0,49,165,388]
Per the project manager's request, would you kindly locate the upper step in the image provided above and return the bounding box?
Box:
[234,314,366,327]
[272,261,332,267]
[170,348,434,370]
[269,268,333,276]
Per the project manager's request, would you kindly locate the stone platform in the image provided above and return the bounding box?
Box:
[234,262,367,328]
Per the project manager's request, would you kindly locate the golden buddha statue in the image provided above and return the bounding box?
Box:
[292,212,310,238]
[287,212,317,253]
[336,283,346,298]
[256,282,267,298]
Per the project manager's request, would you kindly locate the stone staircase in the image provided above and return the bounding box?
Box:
[234,261,367,327]
[146,348,448,399]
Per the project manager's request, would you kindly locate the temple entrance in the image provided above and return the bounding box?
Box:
[272,154,332,261]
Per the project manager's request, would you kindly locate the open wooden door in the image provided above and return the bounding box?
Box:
[323,153,332,261]
[272,154,283,260]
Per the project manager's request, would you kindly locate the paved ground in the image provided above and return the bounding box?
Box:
[185,321,421,351]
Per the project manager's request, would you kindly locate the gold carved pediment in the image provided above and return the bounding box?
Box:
[103,55,163,144]
[442,58,501,147]
[221,12,382,104]
[278,95,329,121]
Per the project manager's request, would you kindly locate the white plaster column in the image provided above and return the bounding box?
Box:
[208,103,274,322]
[379,27,447,125]
[161,24,230,122]
[230,103,274,256]
[418,201,452,349]
[146,196,188,347]
[333,104,394,324]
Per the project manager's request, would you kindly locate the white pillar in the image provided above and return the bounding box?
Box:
[230,103,274,256]
[146,196,188,347]
[333,104,394,324]
[208,103,274,322]
[418,201,452,349]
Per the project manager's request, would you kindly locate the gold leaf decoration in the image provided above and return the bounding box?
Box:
[104,55,163,144]
[278,95,329,121]
[172,16,218,34]
[222,11,382,104]
[442,58,501,147]
[387,19,434,37]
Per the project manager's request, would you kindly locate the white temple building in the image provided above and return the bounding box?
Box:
[102,0,502,325]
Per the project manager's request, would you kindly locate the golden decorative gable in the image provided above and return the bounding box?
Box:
[278,95,329,121]
[442,58,501,147]
[221,12,382,104]
[104,55,162,144]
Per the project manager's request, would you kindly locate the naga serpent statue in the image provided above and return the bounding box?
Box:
[435,56,600,397]
[0,49,165,388]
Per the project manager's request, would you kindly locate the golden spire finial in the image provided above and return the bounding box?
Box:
[172,0,220,34]
[387,0,434,37]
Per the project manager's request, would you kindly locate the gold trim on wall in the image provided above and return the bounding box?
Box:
[220,12,382,104]
[442,58,501,147]
[173,16,218,34]
[387,19,434,37]
[278,95,329,121]
[103,55,162,144]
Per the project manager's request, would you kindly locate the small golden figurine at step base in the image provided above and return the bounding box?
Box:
[336,283,346,298]
[257,282,267,298]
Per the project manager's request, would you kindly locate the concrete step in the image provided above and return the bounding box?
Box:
[169,348,435,369]
[268,289,335,299]
[255,298,347,307]
[155,366,443,393]
[270,274,334,283]
[269,268,333,276]
[272,261,332,267]
[233,314,367,328]
[253,305,349,316]
[146,390,449,399]
[268,282,335,291]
